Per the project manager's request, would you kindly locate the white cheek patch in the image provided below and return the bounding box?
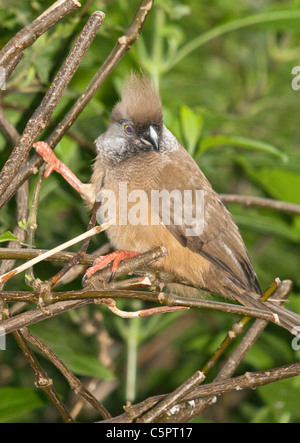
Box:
[96,135,128,157]
[161,125,179,151]
[94,135,102,152]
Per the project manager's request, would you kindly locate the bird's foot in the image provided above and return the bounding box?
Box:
[82,250,140,285]
[33,141,84,194]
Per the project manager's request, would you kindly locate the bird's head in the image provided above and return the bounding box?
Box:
[95,73,176,162]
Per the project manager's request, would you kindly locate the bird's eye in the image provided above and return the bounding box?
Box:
[124,124,133,134]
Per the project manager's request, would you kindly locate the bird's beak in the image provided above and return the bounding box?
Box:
[141,125,159,150]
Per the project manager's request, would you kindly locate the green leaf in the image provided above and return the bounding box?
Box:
[258,378,300,423]
[180,105,203,155]
[155,0,190,20]
[243,345,274,369]
[169,5,191,21]
[244,333,294,369]
[162,106,182,141]
[167,9,300,70]
[233,211,300,242]
[0,387,45,423]
[0,231,18,243]
[60,352,114,379]
[198,135,288,162]
[29,320,115,380]
[236,156,300,205]
[18,218,27,230]
[243,168,300,205]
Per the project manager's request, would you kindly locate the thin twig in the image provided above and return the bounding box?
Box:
[0,247,105,265]
[0,105,20,145]
[103,298,189,319]
[25,167,45,287]
[0,0,154,207]
[21,328,111,420]
[221,194,300,215]
[3,52,24,80]
[0,10,105,202]
[0,222,111,284]
[0,0,81,68]
[0,288,288,334]
[137,371,205,423]
[180,363,300,403]
[0,111,27,284]
[50,201,101,287]
[167,280,293,422]
[216,280,293,380]
[0,299,93,335]
[12,329,74,423]
[1,296,73,422]
[99,362,300,422]
[200,279,279,375]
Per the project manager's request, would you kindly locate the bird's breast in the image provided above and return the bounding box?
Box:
[96,179,210,288]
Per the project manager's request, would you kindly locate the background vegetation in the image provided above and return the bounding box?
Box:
[0,0,300,423]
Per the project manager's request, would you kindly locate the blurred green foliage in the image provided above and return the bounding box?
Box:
[0,0,300,423]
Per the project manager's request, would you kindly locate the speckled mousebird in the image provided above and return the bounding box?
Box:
[34,72,300,334]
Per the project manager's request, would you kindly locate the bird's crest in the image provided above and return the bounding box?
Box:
[111,72,163,127]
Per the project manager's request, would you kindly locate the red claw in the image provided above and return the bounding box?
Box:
[33,141,84,193]
[83,250,140,283]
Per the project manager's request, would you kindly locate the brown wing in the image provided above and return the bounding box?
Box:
[156,146,261,295]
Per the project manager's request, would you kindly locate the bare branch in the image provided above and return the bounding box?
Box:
[12,328,74,422]
[0,222,111,284]
[21,328,111,420]
[200,279,279,376]
[0,111,28,284]
[168,280,293,422]
[50,201,102,287]
[0,10,105,202]
[25,167,45,288]
[0,247,98,265]
[0,105,20,145]
[3,52,24,80]
[221,194,300,215]
[0,287,287,333]
[0,0,154,207]
[0,0,81,68]
[100,362,300,423]
[182,363,300,403]
[0,299,93,335]
[137,371,205,423]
